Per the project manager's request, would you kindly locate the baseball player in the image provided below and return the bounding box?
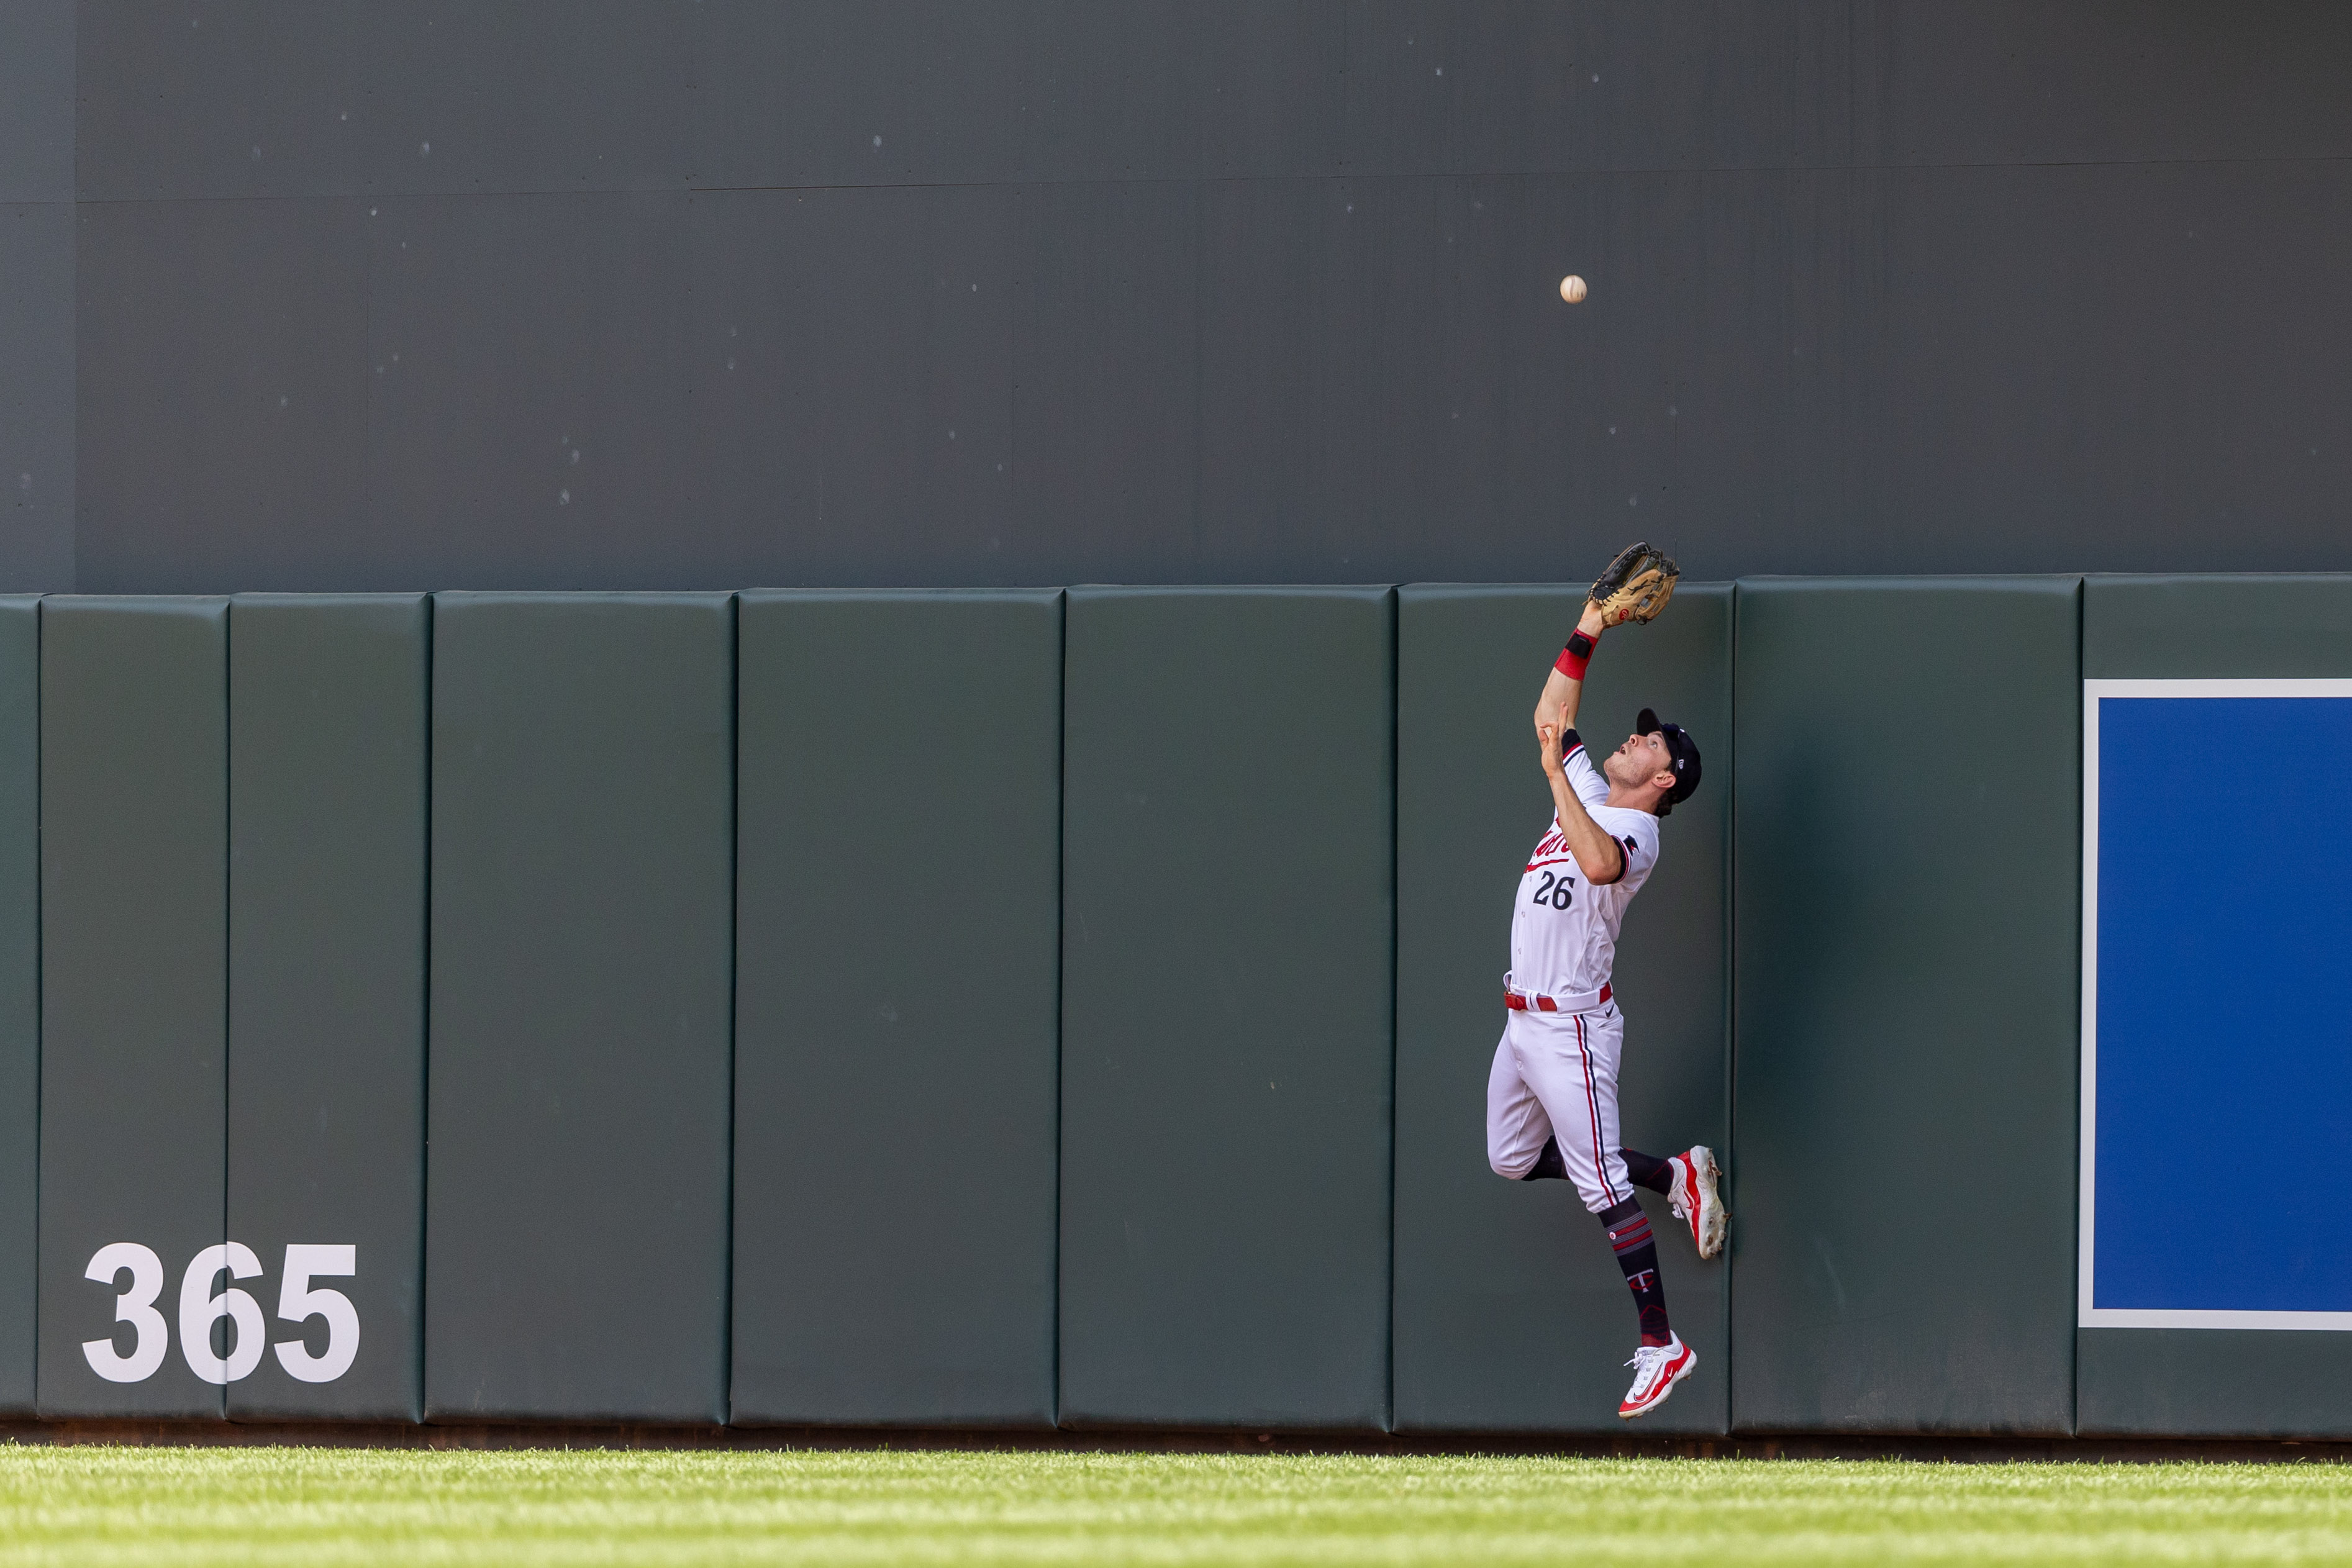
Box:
[1484,543,1725,1419]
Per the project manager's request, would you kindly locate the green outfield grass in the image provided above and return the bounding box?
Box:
[0,1446,2343,1566]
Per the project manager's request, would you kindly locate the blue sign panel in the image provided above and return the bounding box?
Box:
[2082,681,2352,1328]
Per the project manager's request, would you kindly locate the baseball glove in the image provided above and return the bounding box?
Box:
[1589,541,1679,627]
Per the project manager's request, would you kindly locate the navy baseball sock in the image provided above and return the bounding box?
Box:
[1517,1135,1570,1182]
[1619,1147,1674,1195]
[1600,1197,1673,1346]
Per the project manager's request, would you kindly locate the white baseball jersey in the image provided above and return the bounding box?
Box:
[1507,730,1660,1000]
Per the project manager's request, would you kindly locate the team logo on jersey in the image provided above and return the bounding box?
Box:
[1525,825,1580,874]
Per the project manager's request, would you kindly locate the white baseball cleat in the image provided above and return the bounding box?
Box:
[1666,1144,1727,1260]
[1617,1334,1696,1419]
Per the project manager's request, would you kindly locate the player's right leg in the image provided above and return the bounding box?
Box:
[1666,1148,1727,1259]
[1504,1010,1635,1210]
[1620,1146,1728,1260]
[1485,1025,1555,1181]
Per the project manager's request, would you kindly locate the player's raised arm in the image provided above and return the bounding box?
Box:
[1533,599,1609,736]
[1535,718,1625,884]
[1532,542,1680,735]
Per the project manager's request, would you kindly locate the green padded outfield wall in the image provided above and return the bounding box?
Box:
[425,593,735,1422]
[2077,574,2352,1437]
[37,599,229,1418]
[1059,586,1393,1431]
[1732,578,2079,1433]
[732,589,1061,1426]
[226,596,427,1421]
[1392,584,1730,1433]
[0,602,35,1412]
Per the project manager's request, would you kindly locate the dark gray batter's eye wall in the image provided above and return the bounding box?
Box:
[425,592,735,1423]
[53,6,2352,596]
[2076,574,2352,1439]
[37,597,229,1418]
[1391,584,1730,1434]
[0,1,71,204]
[0,0,74,594]
[1731,578,2079,1434]
[0,202,73,594]
[0,602,36,1412]
[732,589,1061,1428]
[1060,586,1394,1431]
[226,594,427,1421]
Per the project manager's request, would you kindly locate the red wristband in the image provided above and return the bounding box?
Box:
[1554,628,1599,681]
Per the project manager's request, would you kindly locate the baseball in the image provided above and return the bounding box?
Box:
[1560,274,1588,304]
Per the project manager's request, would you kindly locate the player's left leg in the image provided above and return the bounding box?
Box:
[1596,1190,1696,1418]
[1574,1008,1697,1418]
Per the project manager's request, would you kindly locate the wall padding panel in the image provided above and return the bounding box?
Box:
[2076,573,2352,1436]
[1732,577,2079,1434]
[0,602,37,1411]
[226,595,427,1421]
[732,589,1061,1427]
[1058,586,1392,1431]
[38,598,229,1418]
[425,592,734,1423]
[2083,573,2352,680]
[1392,584,1730,1433]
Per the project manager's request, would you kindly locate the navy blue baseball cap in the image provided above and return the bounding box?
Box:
[1636,708,1702,813]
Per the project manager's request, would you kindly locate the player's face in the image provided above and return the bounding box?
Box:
[1604,730,1675,791]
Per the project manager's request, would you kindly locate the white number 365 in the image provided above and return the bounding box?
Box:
[81,1243,358,1385]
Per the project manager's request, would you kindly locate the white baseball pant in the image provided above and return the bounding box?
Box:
[1485,1003,1630,1214]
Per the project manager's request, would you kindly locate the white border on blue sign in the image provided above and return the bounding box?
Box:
[2081,678,2352,1330]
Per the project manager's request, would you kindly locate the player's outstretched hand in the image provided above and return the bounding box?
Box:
[1589,541,1679,628]
[1536,720,1566,779]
